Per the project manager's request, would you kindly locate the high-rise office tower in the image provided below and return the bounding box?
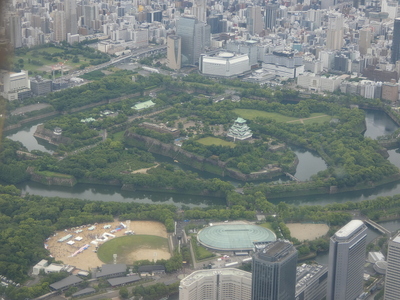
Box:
[84,5,99,29]
[167,35,181,70]
[327,220,367,300]
[247,6,263,35]
[359,27,372,55]
[53,11,66,42]
[326,14,344,50]
[192,0,206,23]
[383,233,400,300]
[391,18,400,64]
[251,240,298,300]
[176,16,210,66]
[265,2,279,30]
[8,14,22,48]
[65,0,77,36]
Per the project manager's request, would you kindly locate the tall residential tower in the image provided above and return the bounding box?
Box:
[327,220,367,300]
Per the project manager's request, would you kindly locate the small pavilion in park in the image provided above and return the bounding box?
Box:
[227,117,252,141]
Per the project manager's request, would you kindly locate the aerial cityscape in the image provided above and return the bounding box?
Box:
[3,0,400,299]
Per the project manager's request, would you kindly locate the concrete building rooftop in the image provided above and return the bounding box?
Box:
[180,268,252,287]
[335,220,364,240]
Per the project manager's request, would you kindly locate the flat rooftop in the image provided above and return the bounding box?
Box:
[180,268,252,287]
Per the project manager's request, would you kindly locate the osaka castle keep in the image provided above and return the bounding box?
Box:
[227,117,252,141]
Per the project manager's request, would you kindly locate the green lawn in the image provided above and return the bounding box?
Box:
[197,137,236,147]
[191,238,214,261]
[112,131,125,141]
[97,235,169,264]
[259,222,274,231]
[302,115,333,125]
[233,109,330,124]
[233,109,299,122]
[107,155,154,173]
[14,47,88,76]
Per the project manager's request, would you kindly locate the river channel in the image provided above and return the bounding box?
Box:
[5,109,400,208]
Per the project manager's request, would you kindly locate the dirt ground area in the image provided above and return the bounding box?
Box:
[131,163,159,174]
[46,220,168,271]
[286,223,329,242]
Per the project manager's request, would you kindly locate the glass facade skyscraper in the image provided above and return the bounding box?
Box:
[176,16,210,66]
[391,18,400,64]
[327,220,367,300]
[265,2,279,30]
[251,240,298,300]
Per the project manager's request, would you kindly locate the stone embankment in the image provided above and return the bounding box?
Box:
[26,167,77,187]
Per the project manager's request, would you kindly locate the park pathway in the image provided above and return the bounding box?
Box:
[286,114,328,124]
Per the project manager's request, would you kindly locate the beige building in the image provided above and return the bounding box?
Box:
[381,81,399,102]
[167,35,181,70]
[297,73,347,93]
[359,28,372,55]
[53,11,66,42]
[326,14,344,50]
[179,269,252,300]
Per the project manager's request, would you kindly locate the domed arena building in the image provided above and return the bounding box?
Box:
[197,223,276,252]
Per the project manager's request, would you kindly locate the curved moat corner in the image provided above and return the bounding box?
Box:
[7,109,400,208]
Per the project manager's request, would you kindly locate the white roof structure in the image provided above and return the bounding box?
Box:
[334,220,364,240]
[368,251,385,263]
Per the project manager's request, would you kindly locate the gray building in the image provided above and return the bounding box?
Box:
[296,264,328,300]
[49,275,83,291]
[383,233,400,300]
[8,14,22,49]
[30,76,52,96]
[251,240,298,300]
[107,275,141,287]
[327,220,367,300]
[176,16,210,66]
[226,40,259,66]
[96,264,126,279]
[265,2,279,30]
[392,18,400,64]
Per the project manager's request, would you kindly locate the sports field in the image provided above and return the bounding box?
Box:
[286,223,329,241]
[233,109,330,124]
[197,137,236,147]
[46,220,169,269]
[97,235,170,264]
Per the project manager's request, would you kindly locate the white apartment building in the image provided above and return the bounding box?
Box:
[179,269,252,300]
[0,70,30,101]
